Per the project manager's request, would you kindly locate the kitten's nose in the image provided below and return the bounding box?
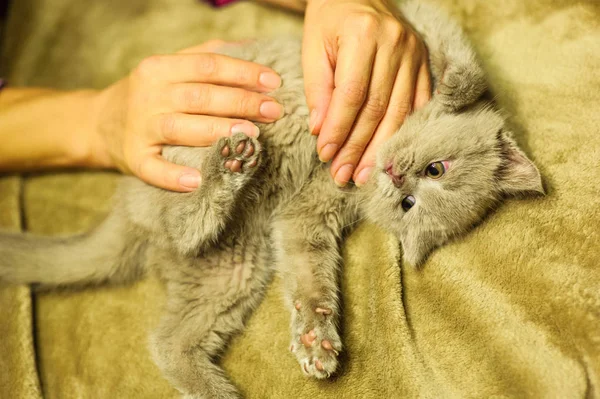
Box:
[385,165,405,188]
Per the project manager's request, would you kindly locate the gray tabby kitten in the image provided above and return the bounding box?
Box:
[0,1,543,398]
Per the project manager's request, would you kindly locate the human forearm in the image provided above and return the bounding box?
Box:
[0,41,285,192]
[0,88,104,171]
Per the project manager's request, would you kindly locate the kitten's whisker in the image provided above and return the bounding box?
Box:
[341,214,369,230]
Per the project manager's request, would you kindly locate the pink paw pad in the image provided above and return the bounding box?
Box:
[222,138,258,173]
[300,330,317,348]
[221,145,230,157]
[315,360,324,371]
[235,141,246,154]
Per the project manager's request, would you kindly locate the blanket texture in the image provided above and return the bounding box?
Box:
[1,0,599,397]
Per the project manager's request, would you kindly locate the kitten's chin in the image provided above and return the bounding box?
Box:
[362,188,405,233]
[363,204,434,268]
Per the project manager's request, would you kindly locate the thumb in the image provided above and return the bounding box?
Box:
[302,33,334,136]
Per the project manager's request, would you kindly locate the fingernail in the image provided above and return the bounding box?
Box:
[231,123,260,137]
[260,101,284,120]
[309,109,318,135]
[319,143,338,163]
[355,167,373,187]
[259,72,281,90]
[334,164,354,187]
[179,173,201,190]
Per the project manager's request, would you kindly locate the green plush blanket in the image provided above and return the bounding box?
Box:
[1,0,599,397]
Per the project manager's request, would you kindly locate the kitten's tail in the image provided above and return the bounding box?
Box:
[0,211,147,289]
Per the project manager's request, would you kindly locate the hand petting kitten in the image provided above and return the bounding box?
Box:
[92,40,284,192]
[302,0,432,187]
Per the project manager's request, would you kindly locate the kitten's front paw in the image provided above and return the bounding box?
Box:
[218,133,262,174]
[436,63,486,111]
[289,301,342,379]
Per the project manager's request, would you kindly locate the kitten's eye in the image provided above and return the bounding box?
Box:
[425,161,447,179]
[401,195,415,212]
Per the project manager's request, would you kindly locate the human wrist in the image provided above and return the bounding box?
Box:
[48,89,107,169]
[0,88,105,171]
[86,85,118,170]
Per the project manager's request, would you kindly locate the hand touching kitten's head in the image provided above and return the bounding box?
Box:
[363,102,544,267]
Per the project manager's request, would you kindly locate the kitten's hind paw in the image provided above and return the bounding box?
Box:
[290,302,341,379]
[219,133,261,174]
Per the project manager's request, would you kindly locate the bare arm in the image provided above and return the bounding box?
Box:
[0,88,103,171]
[0,41,283,191]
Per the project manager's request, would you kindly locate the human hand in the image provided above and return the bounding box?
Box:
[92,40,284,192]
[302,0,432,186]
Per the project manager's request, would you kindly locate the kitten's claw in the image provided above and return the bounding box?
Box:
[321,339,339,356]
[315,307,332,315]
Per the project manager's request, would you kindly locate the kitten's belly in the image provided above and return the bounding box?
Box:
[220,37,321,191]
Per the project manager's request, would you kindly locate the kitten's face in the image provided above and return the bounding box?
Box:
[363,103,544,267]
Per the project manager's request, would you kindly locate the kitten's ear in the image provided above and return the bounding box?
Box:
[400,231,437,268]
[497,133,545,196]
